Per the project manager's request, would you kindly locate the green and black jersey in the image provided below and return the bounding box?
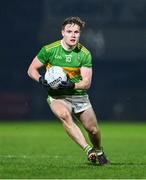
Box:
[37,40,92,96]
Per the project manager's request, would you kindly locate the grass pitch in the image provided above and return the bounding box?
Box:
[0,121,146,179]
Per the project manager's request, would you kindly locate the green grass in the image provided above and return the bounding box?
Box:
[0,121,146,179]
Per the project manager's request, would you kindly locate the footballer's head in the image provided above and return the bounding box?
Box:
[61,17,85,49]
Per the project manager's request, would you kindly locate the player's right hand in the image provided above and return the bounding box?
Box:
[39,76,51,88]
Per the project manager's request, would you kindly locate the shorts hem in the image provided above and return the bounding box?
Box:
[74,105,92,114]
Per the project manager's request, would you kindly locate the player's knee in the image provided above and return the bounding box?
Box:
[87,126,99,135]
[58,110,71,121]
[58,111,74,128]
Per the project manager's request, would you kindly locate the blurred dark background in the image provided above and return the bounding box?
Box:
[0,0,146,121]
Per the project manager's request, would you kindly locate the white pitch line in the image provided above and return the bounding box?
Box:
[0,155,62,159]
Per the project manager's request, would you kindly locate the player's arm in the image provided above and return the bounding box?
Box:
[27,56,44,82]
[75,67,92,90]
[58,67,92,90]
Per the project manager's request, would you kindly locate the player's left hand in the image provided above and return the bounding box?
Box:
[58,79,75,89]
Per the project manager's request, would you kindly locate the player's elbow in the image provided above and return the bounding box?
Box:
[80,81,91,90]
[84,79,91,90]
[27,67,31,77]
[85,82,91,90]
[27,66,33,78]
[75,79,91,90]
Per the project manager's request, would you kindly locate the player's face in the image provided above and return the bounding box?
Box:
[62,24,81,48]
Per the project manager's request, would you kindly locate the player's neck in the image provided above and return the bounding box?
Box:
[61,39,75,51]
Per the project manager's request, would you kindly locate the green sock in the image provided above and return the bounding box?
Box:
[84,145,92,154]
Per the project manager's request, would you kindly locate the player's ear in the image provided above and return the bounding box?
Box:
[61,30,64,37]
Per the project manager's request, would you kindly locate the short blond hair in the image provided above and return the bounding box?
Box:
[62,16,85,30]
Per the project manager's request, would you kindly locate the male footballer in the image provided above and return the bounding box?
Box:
[27,16,109,165]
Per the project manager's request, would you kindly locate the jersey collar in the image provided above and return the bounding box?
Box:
[61,40,76,52]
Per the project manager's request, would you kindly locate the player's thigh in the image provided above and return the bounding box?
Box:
[49,99,72,119]
[78,107,99,130]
